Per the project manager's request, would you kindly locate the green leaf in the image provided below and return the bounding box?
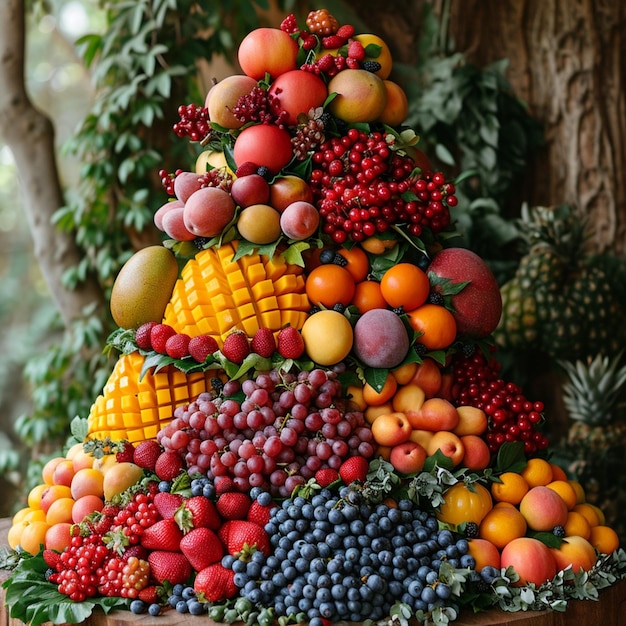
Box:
[363,367,390,393]
[283,241,312,267]
[494,441,527,474]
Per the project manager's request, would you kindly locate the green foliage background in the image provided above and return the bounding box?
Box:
[0,0,541,511]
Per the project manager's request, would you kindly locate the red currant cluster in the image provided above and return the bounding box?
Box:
[231,85,290,128]
[111,492,160,546]
[158,168,182,196]
[308,129,456,243]
[450,351,549,455]
[48,533,110,601]
[97,555,151,598]
[172,104,210,142]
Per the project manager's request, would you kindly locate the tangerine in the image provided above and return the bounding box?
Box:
[363,372,398,406]
[406,304,457,351]
[563,510,591,540]
[521,457,553,487]
[338,246,369,282]
[546,480,578,510]
[380,263,430,311]
[351,280,387,313]
[573,503,601,527]
[588,525,620,555]
[490,472,529,505]
[479,506,527,550]
[305,264,355,308]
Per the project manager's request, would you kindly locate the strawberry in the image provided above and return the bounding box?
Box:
[347,40,366,61]
[222,331,251,364]
[175,495,221,531]
[133,440,162,471]
[321,34,346,49]
[194,563,238,602]
[43,549,60,569]
[247,499,274,527]
[277,326,305,359]
[138,585,161,604]
[339,455,369,484]
[280,13,299,34]
[165,333,191,359]
[115,441,135,463]
[150,323,177,354]
[135,321,158,350]
[122,544,149,561]
[218,520,271,557]
[315,467,339,487]
[140,518,183,552]
[250,327,276,358]
[153,492,184,520]
[179,527,223,571]
[216,491,252,520]
[154,450,184,481]
[214,476,235,494]
[148,551,192,585]
[188,334,218,363]
[234,161,259,177]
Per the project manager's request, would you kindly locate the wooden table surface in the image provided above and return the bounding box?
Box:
[1,517,625,626]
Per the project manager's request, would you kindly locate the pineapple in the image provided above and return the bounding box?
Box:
[494,203,626,360]
[87,241,311,443]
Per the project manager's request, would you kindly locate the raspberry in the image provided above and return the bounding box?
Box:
[222,331,251,364]
[165,333,191,359]
[346,57,360,70]
[135,321,157,350]
[250,327,277,358]
[188,334,219,363]
[321,34,346,49]
[276,326,305,359]
[280,13,299,34]
[316,53,335,73]
[347,40,366,61]
[336,24,355,39]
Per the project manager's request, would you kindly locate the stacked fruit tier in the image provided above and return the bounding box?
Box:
[4,8,624,626]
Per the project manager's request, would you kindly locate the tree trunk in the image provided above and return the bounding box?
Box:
[440,0,626,255]
[0,0,105,329]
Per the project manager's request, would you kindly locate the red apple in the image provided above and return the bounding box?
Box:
[389,441,428,474]
[233,124,293,175]
[427,248,502,338]
[268,70,328,126]
[238,28,299,80]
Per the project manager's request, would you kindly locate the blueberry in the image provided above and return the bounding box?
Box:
[158,480,171,492]
[175,599,188,613]
[148,603,161,616]
[129,599,146,614]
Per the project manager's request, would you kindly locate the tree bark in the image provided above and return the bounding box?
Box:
[440,0,626,255]
[0,0,105,328]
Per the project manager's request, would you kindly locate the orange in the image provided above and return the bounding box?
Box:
[380,263,430,311]
[568,480,586,504]
[305,264,355,308]
[520,457,553,487]
[363,372,398,406]
[546,480,578,510]
[563,510,591,540]
[406,304,457,351]
[490,472,529,505]
[588,525,620,555]
[351,280,387,313]
[18,520,50,555]
[479,506,527,550]
[587,503,606,525]
[338,246,369,282]
[573,503,601,527]
[549,463,568,481]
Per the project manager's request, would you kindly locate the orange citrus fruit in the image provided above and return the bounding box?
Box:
[363,372,398,406]
[588,525,620,555]
[351,280,387,313]
[549,463,568,481]
[546,480,578,510]
[573,503,601,527]
[380,263,430,311]
[338,246,369,282]
[406,304,457,351]
[305,264,355,308]
[521,457,553,487]
[490,472,529,505]
[479,506,528,550]
[563,510,591,540]
[568,480,586,504]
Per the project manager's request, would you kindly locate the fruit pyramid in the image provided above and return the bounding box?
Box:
[5,8,625,626]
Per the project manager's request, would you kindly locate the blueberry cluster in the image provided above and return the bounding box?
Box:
[166,583,207,615]
[232,487,475,622]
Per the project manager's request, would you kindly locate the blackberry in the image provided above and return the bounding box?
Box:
[427,292,445,306]
[464,522,479,538]
[333,252,348,266]
[309,305,321,315]
[392,306,405,316]
[193,236,211,249]
[552,525,566,538]
[211,377,224,394]
[319,111,333,128]
[460,342,476,357]
[362,61,382,73]
[414,343,429,357]
[256,166,272,180]
[332,303,345,313]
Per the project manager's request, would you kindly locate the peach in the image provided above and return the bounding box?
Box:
[173,171,203,203]
[230,174,270,208]
[267,70,328,126]
[280,201,320,241]
[45,497,75,525]
[460,435,491,471]
[40,485,72,514]
[51,459,75,487]
[327,69,387,123]
[352,308,410,369]
[551,535,597,574]
[390,362,418,386]
[409,429,434,450]
[161,205,195,241]
[500,537,557,587]
[453,406,488,436]
[45,522,73,553]
[408,358,442,398]
[233,124,293,175]
[103,462,144,501]
[389,441,427,474]
[70,448,95,472]
[206,74,257,129]
[70,467,105,500]
[72,494,105,524]
[426,431,465,467]
[154,199,183,231]
[468,538,501,571]
[238,28,299,79]
[409,397,459,432]
[364,402,394,425]
[183,186,236,238]
[519,485,569,531]
[237,204,281,245]
[392,383,426,419]
[269,175,314,212]
[378,80,409,127]
[371,412,413,447]
[42,457,66,486]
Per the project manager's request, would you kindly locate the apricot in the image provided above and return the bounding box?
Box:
[378,80,409,126]
[237,204,281,245]
[371,412,413,447]
[426,431,465,467]
[519,485,569,531]
[453,406,488,436]
[468,538,501,571]
[206,74,257,129]
[300,310,353,366]
[71,467,105,500]
[327,69,387,123]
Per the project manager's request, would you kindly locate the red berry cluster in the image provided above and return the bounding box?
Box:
[135,322,219,364]
[231,86,290,127]
[112,492,160,546]
[172,103,210,142]
[308,129,455,243]
[158,168,183,196]
[450,351,549,455]
[97,555,150,598]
